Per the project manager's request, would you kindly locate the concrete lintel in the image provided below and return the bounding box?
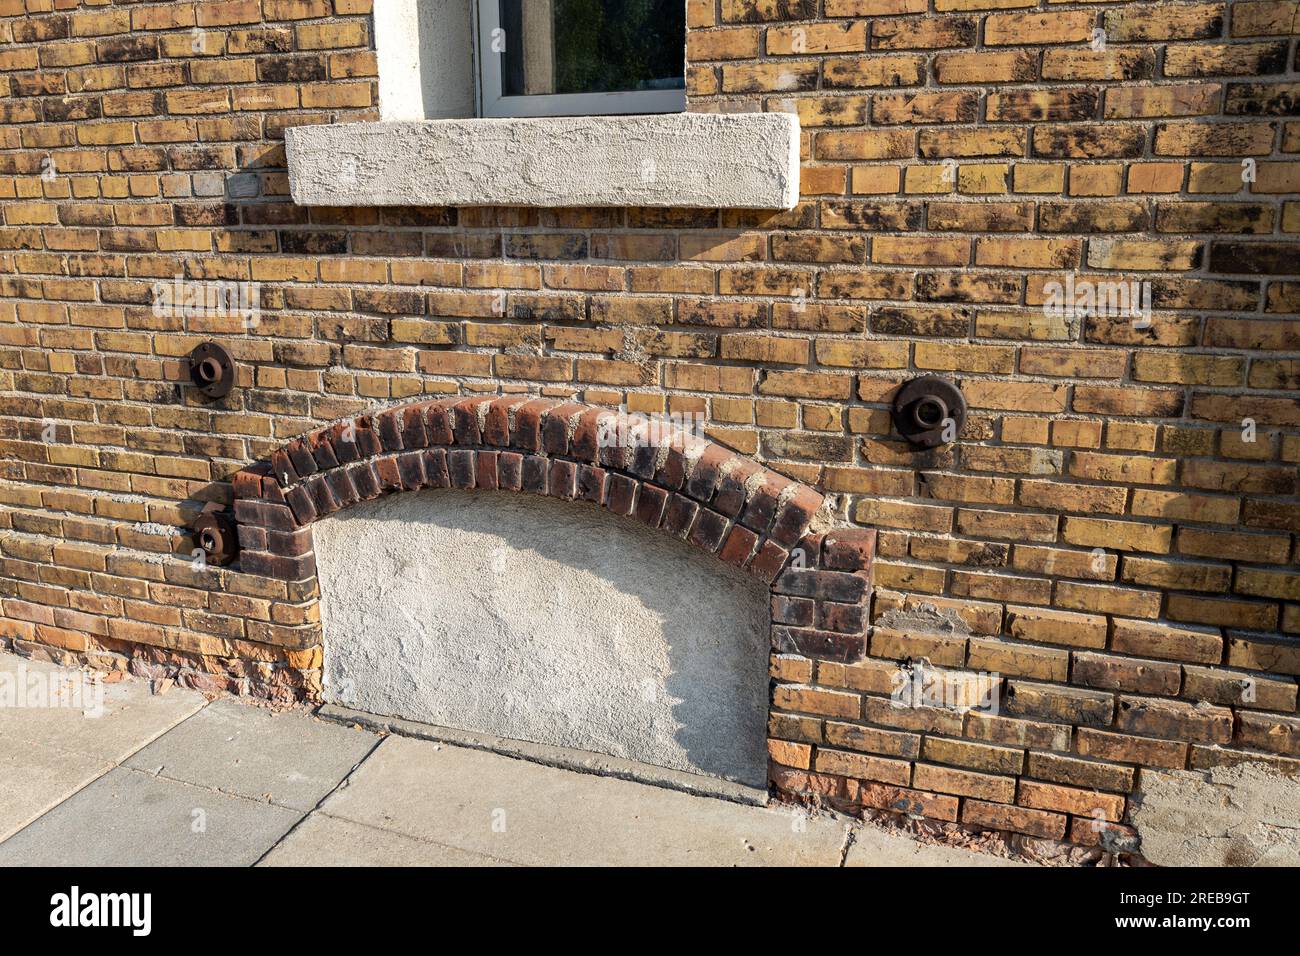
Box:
[285,112,801,209]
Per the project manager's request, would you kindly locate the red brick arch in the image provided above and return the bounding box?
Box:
[228,395,876,794]
[230,394,874,649]
[230,395,872,593]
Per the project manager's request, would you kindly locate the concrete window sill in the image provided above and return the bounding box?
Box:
[284,113,801,210]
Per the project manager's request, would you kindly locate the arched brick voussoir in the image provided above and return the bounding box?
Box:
[230,396,838,585]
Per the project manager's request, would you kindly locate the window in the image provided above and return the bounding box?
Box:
[289,0,800,209]
[476,0,687,118]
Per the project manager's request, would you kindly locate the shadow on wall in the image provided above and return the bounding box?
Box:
[311,488,772,787]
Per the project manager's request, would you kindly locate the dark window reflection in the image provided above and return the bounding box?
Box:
[500,0,686,98]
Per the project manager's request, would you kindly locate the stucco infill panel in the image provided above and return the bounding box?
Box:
[285,113,801,209]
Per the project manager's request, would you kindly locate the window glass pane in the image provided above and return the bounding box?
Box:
[499,0,685,98]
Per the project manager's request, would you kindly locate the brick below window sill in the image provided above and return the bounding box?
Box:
[284,113,801,210]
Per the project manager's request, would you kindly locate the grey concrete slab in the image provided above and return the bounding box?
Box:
[315,490,771,787]
[0,739,109,842]
[320,736,849,866]
[1130,763,1300,866]
[260,813,511,867]
[845,825,1031,867]
[287,113,801,209]
[319,704,769,806]
[125,698,378,811]
[0,652,205,763]
[0,768,302,866]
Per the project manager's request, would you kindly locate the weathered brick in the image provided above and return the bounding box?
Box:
[1006,606,1107,650]
[1018,780,1125,822]
[774,685,861,719]
[1026,752,1136,793]
[963,800,1066,840]
[913,763,1016,803]
[813,747,911,787]
[1005,680,1114,727]
[923,736,1024,775]
[4,0,1297,846]
[1235,712,1300,757]
[1072,651,1182,696]
[1116,695,1233,744]
[1076,727,1188,769]
[1182,665,1297,712]
[824,721,921,760]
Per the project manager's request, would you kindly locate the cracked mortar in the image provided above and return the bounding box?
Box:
[132,522,182,538]
[876,602,972,635]
[615,331,657,385]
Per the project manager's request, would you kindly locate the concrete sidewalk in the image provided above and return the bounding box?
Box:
[0,652,1024,867]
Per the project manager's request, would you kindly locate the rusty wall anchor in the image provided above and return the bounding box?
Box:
[193,502,239,566]
[188,342,235,399]
[892,375,967,448]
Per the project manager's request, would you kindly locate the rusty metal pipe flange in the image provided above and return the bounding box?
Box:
[892,375,967,448]
[193,507,239,566]
[188,342,235,399]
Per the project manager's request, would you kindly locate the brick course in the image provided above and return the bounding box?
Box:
[1,0,1298,852]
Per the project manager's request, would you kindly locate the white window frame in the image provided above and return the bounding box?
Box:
[475,0,686,118]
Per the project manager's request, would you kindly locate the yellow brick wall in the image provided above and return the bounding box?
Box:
[1,0,1298,845]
